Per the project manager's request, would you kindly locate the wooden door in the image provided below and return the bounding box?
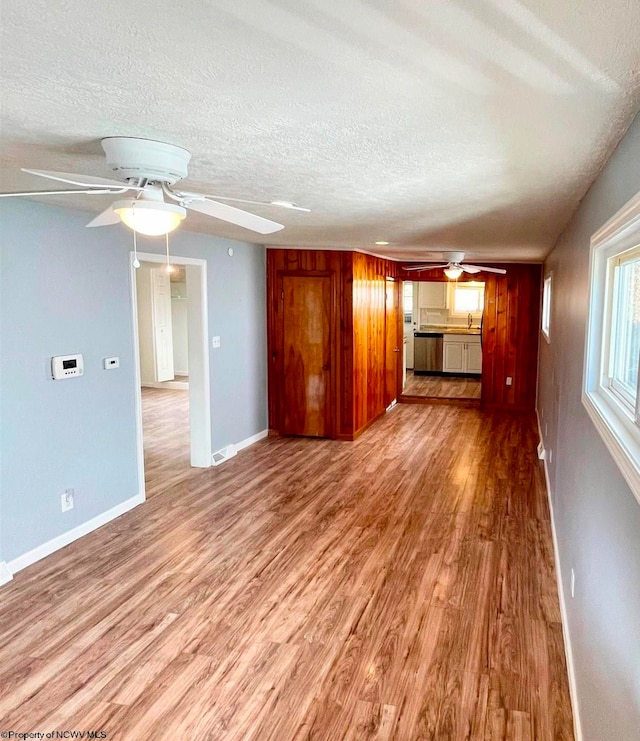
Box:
[385,278,400,408]
[151,268,175,382]
[282,275,332,437]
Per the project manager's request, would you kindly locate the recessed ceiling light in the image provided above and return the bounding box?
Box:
[375,240,390,245]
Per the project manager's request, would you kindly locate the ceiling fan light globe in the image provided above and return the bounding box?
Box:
[113,200,186,236]
[444,266,463,280]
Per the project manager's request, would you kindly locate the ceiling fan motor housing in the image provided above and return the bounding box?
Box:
[101,137,191,184]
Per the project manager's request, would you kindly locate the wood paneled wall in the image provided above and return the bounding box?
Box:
[267,249,398,439]
[398,263,542,410]
[349,253,399,434]
[481,264,542,410]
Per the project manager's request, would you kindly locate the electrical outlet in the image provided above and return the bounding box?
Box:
[212,336,221,349]
[506,376,513,386]
[61,488,74,512]
[570,568,575,598]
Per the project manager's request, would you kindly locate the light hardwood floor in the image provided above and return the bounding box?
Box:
[0,403,574,740]
[141,386,190,497]
[403,371,482,399]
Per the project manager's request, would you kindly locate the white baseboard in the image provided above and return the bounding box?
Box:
[6,493,145,578]
[536,412,583,741]
[0,561,12,586]
[211,430,268,467]
[235,429,268,452]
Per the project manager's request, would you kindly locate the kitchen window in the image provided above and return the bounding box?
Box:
[448,282,484,318]
[583,192,640,504]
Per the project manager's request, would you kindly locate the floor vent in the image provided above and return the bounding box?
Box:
[211,444,237,467]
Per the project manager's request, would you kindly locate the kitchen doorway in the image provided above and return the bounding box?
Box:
[401,280,483,402]
[130,251,211,500]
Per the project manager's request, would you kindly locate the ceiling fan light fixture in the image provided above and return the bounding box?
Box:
[113,199,186,236]
[444,266,463,280]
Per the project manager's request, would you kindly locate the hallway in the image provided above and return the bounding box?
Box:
[0,404,573,739]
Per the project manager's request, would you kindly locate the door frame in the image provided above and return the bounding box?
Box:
[130,251,212,500]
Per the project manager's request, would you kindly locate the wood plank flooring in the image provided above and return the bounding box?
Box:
[0,403,574,740]
[141,386,190,497]
[403,372,481,399]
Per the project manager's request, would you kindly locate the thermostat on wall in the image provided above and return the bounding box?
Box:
[51,354,84,380]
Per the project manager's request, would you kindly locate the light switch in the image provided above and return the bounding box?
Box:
[212,336,221,349]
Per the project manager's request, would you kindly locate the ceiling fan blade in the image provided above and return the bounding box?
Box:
[173,190,310,213]
[460,265,481,274]
[184,199,284,234]
[404,263,449,271]
[22,168,142,191]
[463,264,507,274]
[0,188,132,198]
[86,206,120,228]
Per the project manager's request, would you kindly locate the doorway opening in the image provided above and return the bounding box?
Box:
[401,279,483,402]
[130,251,211,499]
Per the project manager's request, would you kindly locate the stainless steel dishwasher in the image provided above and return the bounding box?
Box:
[413,332,443,374]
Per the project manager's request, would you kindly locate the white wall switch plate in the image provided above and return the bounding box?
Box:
[61,488,74,512]
[212,336,221,349]
[506,376,513,386]
[104,356,119,369]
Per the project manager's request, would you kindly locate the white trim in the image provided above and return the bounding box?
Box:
[212,430,268,465]
[131,252,212,470]
[581,392,640,506]
[536,412,583,741]
[0,561,13,586]
[236,429,268,452]
[6,494,144,577]
[129,262,147,501]
[582,191,640,506]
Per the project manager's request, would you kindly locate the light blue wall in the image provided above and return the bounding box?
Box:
[0,200,267,565]
[538,112,640,740]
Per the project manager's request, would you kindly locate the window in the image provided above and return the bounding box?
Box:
[403,281,414,323]
[583,192,640,504]
[606,248,640,413]
[448,282,484,317]
[542,274,552,342]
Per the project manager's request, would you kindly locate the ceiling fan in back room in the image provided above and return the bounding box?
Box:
[0,136,310,239]
[403,252,506,279]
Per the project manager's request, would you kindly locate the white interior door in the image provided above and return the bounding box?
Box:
[151,268,175,382]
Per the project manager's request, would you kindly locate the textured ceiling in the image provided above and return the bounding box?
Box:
[1,0,639,261]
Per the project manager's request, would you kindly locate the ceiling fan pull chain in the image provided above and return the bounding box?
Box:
[165,233,173,274]
[132,229,140,269]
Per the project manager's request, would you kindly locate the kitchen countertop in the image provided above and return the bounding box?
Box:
[418,325,481,335]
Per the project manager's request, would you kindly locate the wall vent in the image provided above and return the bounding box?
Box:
[211,444,237,467]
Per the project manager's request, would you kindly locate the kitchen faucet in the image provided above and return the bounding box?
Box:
[467,312,473,329]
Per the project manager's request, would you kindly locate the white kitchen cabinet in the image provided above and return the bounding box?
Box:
[466,341,483,373]
[418,282,447,309]
[442,334,482,374]
[443,341,465,372]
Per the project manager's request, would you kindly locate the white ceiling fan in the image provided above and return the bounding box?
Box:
[404,251,506,279]
[0,137,310,236]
